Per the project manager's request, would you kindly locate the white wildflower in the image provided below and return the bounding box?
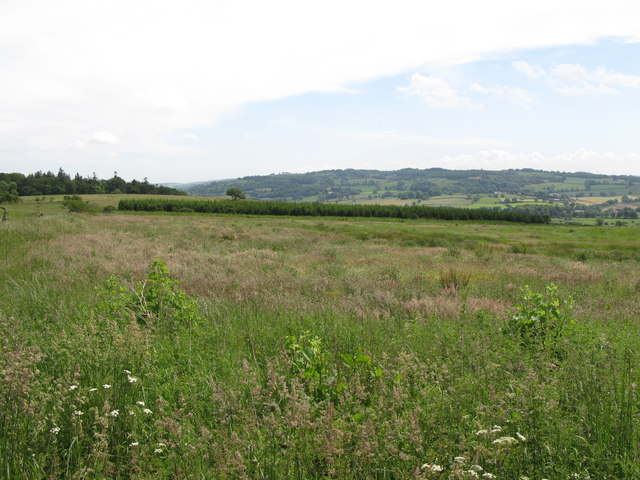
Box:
[108,409,119,417]
[88,388,98,392]
[68,385,78,391]
[157,442,166,447]
[129,411,136,416]
[129,442,139,447]
[466,471,479,478]
[123,369,131,374]
[516,432,526,442]
[102,384,111,389]
[475,429,488,436]
[142,408,153,414]
[482,474,496,479]
[490,425,502,433]
[421,464,443,472]
[73,410,83,416]
[154,448,163,454]
[492,436,518,445]
[470,465,484,472]
[136,401,145,406]
[127,375,138,383]
[50,426,61,434]
[454,456,466,464]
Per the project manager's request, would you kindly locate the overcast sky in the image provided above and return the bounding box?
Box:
[1,0,640,183]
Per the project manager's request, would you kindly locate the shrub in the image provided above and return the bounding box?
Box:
[0,191,20,204]
[285,332,333,401]
[505,283,574,357]
[62,196,97,213]
[99,259,200,330]
[284,332,382,403]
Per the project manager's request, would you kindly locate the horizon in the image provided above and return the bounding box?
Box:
[1,1,640,183]
[5,164,640,186]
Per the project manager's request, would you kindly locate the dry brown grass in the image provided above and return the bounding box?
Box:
[14,213,624,322]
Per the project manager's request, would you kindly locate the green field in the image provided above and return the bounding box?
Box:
[2,201,640,478]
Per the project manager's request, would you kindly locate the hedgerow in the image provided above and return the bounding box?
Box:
[118,198,550,223]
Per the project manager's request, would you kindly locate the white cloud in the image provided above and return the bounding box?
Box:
[470,83,534,106]
[514,61,640,96]
[550,64,640,95]
[435,149,640,175]
[342,130,508,147]
[0,0,639,178]
[182,133,198,141]
[399,74,481,109]
[513,60,546,79]
[89,131,121,144]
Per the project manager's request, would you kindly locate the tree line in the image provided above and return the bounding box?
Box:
[0,169,186,201]
[118,198,551,223]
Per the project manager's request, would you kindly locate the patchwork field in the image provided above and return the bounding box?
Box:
[2,204,640,478]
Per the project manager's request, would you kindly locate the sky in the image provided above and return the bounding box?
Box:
[1,1,640,183]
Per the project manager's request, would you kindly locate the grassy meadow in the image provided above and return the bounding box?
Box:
[2,197,640,478]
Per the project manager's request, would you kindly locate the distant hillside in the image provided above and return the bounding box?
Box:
[183,168,639,201]
[178,168,640,221]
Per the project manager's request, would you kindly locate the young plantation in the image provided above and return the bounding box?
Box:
[1,200,640,479]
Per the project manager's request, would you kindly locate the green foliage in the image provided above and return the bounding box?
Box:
[505,283,574,356]
[285,332,334,401]
[339,351,382,380]
[0,191,20,204]
[225,187,246,200]
[0,169,186,196]
[118,197,549,223]
[285,332,382,402]
[99,259,200,329]
[61,195,97,213]
[184,167,640,205]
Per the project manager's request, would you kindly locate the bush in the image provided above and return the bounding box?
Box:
[505,283,574,358]
[0,191,20,204]
[98,259,200,330]
[62,196,97,213]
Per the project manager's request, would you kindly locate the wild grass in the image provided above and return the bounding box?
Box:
[1,210,640,478]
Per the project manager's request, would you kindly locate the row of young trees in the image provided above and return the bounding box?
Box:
[0,169,186,197]
[118,198,551,223]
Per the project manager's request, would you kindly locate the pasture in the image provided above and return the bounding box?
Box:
[1,202,640,479]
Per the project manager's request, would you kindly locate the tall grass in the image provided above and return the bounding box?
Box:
[1,212,639,478]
